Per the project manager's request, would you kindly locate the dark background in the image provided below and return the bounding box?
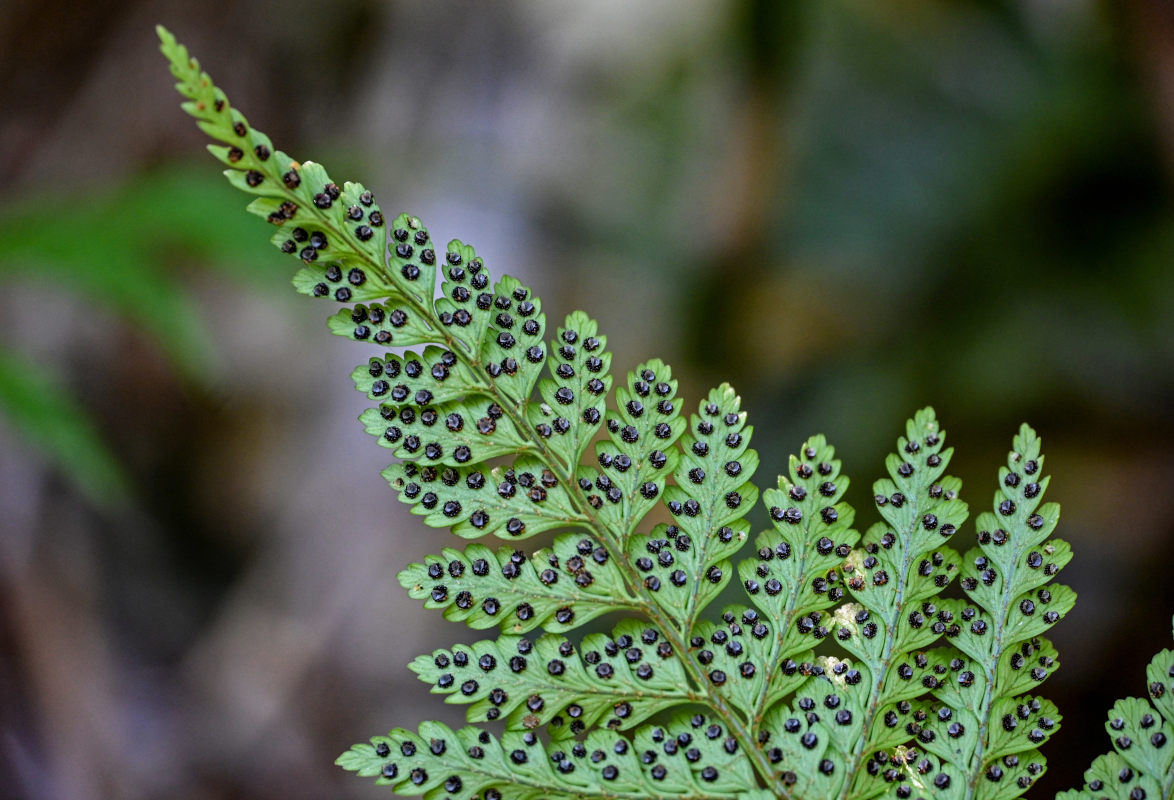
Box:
[2,1,1173,798]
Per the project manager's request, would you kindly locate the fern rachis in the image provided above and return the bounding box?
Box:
[158,25,1174,800]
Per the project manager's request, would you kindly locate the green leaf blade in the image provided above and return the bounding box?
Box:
[383,456,585,541]
[340,715,757,799]
[479,275,547,409]
[917,424,1076,799]
[828,408,968,798]
[359,396,530,465]
[398,537,636,635]
[536,311,613,468]
[410,619,695,737]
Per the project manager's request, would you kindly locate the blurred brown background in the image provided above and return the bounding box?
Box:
[1,1,1173,798]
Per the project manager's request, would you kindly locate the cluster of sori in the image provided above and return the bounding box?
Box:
[161,26,1170,800]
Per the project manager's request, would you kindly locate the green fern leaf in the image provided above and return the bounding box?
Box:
[740,434,859,719]
[337,713,760,800]
[398,535,637,634]
[410,619,696,737]
[326,299,436,347]
[800,408,968,799]
[352,348,481,408]
[360,396,531,465]
[684,605,780,716]
[1061,751,1167,800]
[534,311,612,467]
[591,359,686,543]
[621,385,756,631]
[384,457,586,541]
[477,276,548,407]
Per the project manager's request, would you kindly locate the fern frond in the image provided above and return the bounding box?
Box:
[740,434,859,722]
[351,347,480,408]
[594,359,686,544]
[536,311,613,467]
[630,384,758,630]
[157,26,1174,800]
[383,457,587,541]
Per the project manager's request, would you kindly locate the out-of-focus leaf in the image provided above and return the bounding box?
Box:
[0,165,296,505]
[0,349,130,507]
[0,165,287,381]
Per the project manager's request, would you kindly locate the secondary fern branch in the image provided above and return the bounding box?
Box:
[893,425,1074,800]
[740,434,858,728]
[829,410,969,799]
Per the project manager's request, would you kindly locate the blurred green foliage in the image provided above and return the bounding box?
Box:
[0,166,282,506]
[0,350,130,504]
